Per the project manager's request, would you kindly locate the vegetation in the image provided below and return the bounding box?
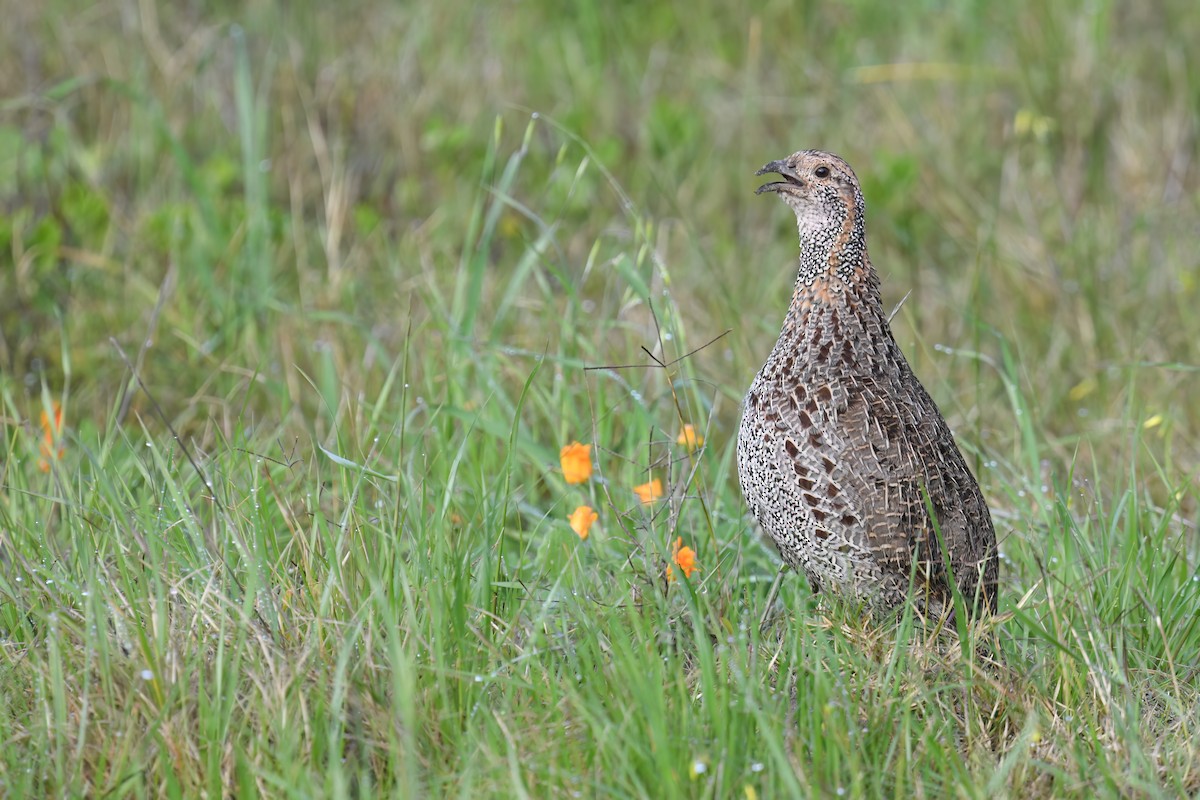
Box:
[1,0,1197,796]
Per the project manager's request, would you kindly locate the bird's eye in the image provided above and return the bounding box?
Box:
[814,166,831,178]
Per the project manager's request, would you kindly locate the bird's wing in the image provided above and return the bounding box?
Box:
[834,367,997,609]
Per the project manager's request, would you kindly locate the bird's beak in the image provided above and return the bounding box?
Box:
[755,160,804,195]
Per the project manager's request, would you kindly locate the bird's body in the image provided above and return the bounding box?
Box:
[738,150,998,618]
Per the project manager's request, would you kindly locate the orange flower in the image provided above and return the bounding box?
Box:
[676,424,704,451]
[560,442,592,484]
[37,401,65,472]
[634,478,663,504]
[666,537,700,582]
[568,505,598,540]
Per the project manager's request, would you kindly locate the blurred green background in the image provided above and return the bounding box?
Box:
[4,0,1197,467]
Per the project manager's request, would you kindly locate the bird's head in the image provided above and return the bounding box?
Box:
[755,150,863,242]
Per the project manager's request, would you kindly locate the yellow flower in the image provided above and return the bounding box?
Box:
[568,505,598,540]
[560,442,592,484]
[634,478,663,504]
[676,424,704,451]
[37,401,65,472]
[666,537,700,582]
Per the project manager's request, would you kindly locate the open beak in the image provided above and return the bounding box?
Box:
[755,160,804,195]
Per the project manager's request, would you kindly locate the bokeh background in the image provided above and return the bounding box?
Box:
[5,1,1198,467]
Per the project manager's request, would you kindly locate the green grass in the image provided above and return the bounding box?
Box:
[2,0,1199,796]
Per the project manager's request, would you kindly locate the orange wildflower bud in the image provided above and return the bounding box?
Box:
[667,536,700,582]
[37,401,65,472]
[568,505,598,540]
[560,442,593,484]
[633,478,663,505]
[676,424,704,451]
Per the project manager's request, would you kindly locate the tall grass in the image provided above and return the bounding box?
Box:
[1,0,1198,796]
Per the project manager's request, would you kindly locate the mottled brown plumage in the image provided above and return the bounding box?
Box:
[738,150,998,620]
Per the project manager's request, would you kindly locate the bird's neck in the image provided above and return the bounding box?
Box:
[780,225,878,333]
[795,230,865,286]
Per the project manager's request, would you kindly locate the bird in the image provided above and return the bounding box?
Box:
[737,150,998,626]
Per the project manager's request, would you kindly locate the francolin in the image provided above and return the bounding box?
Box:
[738,150,998,623]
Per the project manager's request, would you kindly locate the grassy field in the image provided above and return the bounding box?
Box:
[2,0,1199,796]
